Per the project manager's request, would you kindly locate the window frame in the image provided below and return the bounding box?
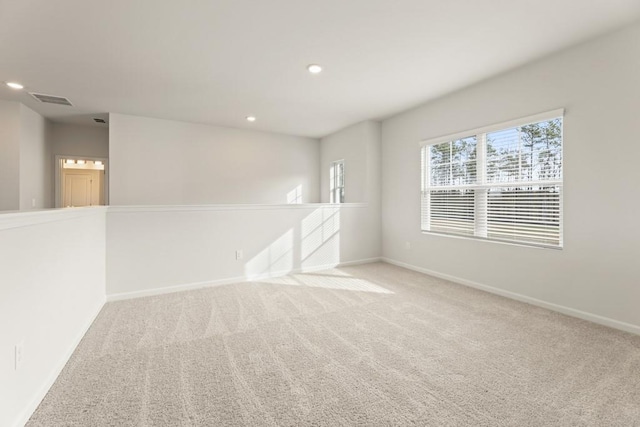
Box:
[420,109,564,249]
[330,159,345,204]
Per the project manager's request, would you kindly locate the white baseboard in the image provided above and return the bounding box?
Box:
[13,298,106,427]
[106,257,382,302]
[381,257,640,336]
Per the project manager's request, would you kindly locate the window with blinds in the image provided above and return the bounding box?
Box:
[421,110,563,248]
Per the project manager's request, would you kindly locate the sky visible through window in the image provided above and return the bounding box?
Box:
[486,119,562,184]
[430,119,562,187]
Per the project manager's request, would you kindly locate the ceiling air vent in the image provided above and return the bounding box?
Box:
[29,92,73,106]
[93,118,106,124]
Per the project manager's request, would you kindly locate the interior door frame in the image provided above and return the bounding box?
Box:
[55,155,109,208]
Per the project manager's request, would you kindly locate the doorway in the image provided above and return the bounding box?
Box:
[55,156,109,208]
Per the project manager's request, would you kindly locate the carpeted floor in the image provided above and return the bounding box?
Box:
[28,262,640,426]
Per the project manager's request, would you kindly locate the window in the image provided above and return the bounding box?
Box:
[421,110,563,248]
[330,160,345,203]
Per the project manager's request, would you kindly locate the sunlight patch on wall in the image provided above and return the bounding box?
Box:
[287,185,302,204]
[245,229,294,279]
[301,208,340,268]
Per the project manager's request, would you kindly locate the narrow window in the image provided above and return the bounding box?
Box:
[330,160,345,203]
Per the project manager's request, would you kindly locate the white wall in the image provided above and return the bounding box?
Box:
[0,100,21,211]
[19,104,52,210]
[109,113,320,205]
[50,122,109,159]
[321,123,367,203]
[0,208,106,427]
[0,101,52,211]
[381,23,640,332]
[319,120,382,262]
[320,121,380,203]
[106,204,380,299]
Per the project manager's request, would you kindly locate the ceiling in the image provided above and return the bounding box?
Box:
[1,0,639,138]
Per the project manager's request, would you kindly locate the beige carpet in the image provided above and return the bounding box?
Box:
[28,262,640,426]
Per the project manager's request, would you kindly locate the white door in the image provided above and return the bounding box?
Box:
[62,170,103,207]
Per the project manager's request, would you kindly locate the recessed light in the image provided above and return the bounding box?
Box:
[307,64,322,74]
[246,116,256,122]
[6,82,24,90]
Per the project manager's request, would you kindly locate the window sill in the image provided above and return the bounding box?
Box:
[421,230,563,251]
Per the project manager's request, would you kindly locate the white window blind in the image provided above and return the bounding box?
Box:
[421,110,563,248]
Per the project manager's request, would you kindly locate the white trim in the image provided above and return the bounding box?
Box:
[425,180,563,191]
[0,204,367,229]
[421,230,563,251]
[12,300,105,427]
[419,108,565,147]
[381,258,640,336]
[0,206,107,231]
[107,257,382,302]
[107,203,368,214]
